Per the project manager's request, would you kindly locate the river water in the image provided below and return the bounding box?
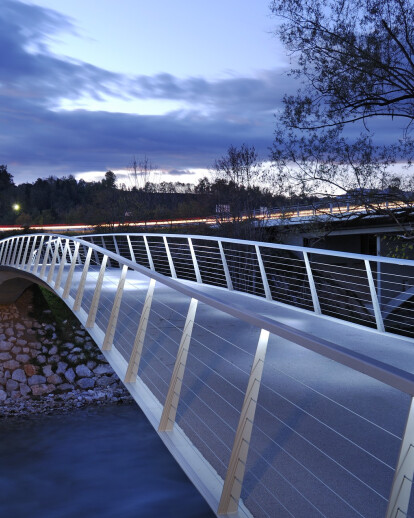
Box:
[0,404,215,518]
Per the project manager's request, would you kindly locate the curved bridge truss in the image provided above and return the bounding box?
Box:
[1,233,414,518]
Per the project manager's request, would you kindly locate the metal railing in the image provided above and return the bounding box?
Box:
[82,233,414,338]
[1,233,414,517]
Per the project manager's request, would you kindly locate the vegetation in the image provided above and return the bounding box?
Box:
[269,0,414,239]
[0,145,280,239]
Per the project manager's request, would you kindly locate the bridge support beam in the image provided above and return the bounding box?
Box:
[158,297,198,432]
[124,278,156,383]
[218,328,269,515]
[386,396,414,518]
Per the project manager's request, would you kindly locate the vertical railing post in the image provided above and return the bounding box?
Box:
[113,235,120,256]
[32,235,45,275]
[0,241,6,264]
[218,240,233,291]
[218,329,270,515]
[365,259,385,332]
[55,239,70,291]
[377,235,382,307]
[26,236,39,271]
[39,236,53,278]
[255,245,272,300]
[303,251,321,315]
[47,237,61,284]
[90,242,100,266]
[6,237,15,264]
[15,237,24,267]
[163,236,177,279]
[100,236,111,267]
[143,235,155,271]
[21,236,32,269]
[11,237,19,265]
[73,247,93,311]
[86,255,108,328]
[158,297,198,431]
[127,235,135,262]
[124,278,156,382]
[0,240,8,264]
[102,265,128,350]
[386,397,414,518]
[63,242,80,299]
[188,238,202,283]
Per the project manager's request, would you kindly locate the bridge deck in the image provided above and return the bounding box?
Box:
[65,265,413,518]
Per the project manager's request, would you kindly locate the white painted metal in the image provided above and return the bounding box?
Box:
[11,237,20,265]
[386,397,414,518]
[218,329,269,515]
[365,259,385,332]
[188,237,202,283]
[218,240,233,291]
[47,237,61,284]
[55,239,70,291]
[32,235,45,274]
[158,297,198,431]
[102,264,128,350]
[39,236,53,278]
[113,235,120,255]
[127,235,135,262]
[63,242,80,299]
[3,232,414,518]
[86,254,108,328]
[163,236,177,279]
[26,235,39,271]
[6,237,14,264]
[143,235,155,271]
[20,236,32,269]
[124,278,156,383]
[255,245,272,300]
[15,237,24,266]
[0,241,6,263]
[73,247,92,311]
[303,251,321,315]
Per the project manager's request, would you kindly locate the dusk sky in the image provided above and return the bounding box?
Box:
[1,0,296,185]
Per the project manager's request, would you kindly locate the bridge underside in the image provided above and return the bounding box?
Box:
[0,269,51,304]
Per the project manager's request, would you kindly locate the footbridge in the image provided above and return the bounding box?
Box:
[2,233,414,518]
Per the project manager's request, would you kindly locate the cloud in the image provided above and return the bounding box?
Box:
[167,169,197,176]
[0,1,398,185]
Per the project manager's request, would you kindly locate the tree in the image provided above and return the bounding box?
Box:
[212,145,270,239]
[0,165,14,190]
[214,144,261,188]
[102,170,117,189]
[270,0,414,130]
[270,126,414,226]
[129,155,157,190]
[269,0,414,245]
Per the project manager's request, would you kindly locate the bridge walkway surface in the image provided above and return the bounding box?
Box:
[1,233,414,518]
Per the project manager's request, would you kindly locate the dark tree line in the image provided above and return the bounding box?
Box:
[0,152,279,229]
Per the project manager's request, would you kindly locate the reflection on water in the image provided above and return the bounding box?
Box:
[0,404,215,518]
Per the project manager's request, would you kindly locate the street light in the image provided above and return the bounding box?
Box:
[12,203,20,211]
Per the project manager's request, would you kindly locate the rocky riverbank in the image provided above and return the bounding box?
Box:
[0,288,133,418]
